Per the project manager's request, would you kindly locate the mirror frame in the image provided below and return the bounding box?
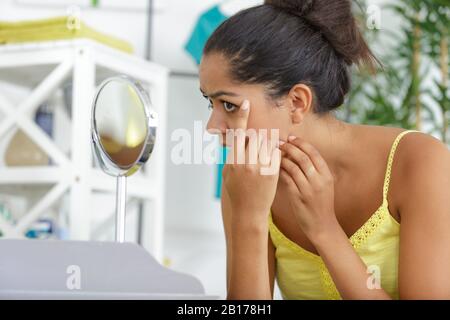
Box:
[91,75,158,177]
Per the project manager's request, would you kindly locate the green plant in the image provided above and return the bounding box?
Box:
[342,0,450,144]
[420,0,449,142]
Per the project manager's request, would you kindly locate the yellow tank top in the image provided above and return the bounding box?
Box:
[268,130,419,300]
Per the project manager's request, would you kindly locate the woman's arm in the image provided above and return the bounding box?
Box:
[221,186,233,293]
[311,222,392,299]
[279,137,391,299]
[228,216,271,300]
[268,236,276,298]
[219,99,280,300]
[221,187,275,300]
[396,135,450,299]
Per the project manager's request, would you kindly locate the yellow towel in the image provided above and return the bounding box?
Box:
[0,16,133,53]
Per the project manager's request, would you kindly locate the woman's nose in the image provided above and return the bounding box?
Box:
[206,112,227,136]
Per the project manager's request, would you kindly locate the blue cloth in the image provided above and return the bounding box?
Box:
[184,5,228,65]
[185,5,229,199]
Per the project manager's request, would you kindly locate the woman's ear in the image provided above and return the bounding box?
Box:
[287,84,313,124]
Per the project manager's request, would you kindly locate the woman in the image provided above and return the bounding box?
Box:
[199,0,450,299]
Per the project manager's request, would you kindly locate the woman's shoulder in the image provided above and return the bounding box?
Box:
[393,129,449,173]
[357,124,449,195]
[386,128,450,208]
[358,125,448,164]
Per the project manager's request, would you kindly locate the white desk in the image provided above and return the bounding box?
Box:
[0,239,218,300]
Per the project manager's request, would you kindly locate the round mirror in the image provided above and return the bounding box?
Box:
[92,76,157,177]
[91,76,157,243]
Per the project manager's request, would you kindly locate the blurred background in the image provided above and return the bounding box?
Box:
[0,0,448,299]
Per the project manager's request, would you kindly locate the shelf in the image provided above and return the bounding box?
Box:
[0,39,169,261]
[0,39,168,87]
[0,167,157,199]
[0,166,64,184]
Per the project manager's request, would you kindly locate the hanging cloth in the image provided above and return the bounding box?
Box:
[184,5,228,65]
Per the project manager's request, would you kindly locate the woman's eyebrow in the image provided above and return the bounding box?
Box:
[200,88,239,99]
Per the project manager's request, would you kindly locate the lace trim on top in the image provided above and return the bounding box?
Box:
[352,130,418,248]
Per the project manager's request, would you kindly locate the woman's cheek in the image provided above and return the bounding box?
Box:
[246,110,268,131]
[243,105,288,139]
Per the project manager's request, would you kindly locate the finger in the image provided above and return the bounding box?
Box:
[225,127,246,165]
[246,129,260,166]
[260,144,281,176]
[234,99,251,130]
[279,167,299,194]
[271,146,282,174]
[227,100,251,165]
[279,140,287,158]
[280,157,308,191]
[287,136,330,175]
[282,141,317,181]
[259,135,275,167]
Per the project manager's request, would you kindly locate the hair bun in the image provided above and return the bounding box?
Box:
[265,0,314,17]
[264,0,380,70]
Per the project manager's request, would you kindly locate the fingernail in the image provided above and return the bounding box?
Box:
[241,100,250,111]
[288,135,296,142]
[279,141,286,146]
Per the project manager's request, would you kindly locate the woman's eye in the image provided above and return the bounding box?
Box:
[223,102,237,113]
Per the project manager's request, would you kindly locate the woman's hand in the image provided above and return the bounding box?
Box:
[221,100,279,299]
[279,136,338,242]
[222,100,281,228]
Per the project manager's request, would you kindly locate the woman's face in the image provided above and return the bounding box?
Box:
[199,53,292,146]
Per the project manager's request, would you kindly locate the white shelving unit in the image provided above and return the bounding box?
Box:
[0,39,169,262]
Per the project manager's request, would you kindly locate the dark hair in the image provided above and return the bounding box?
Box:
[203,0,380,114]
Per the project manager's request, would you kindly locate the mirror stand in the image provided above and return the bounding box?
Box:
[92,76,157,243]
[115,175,127,243]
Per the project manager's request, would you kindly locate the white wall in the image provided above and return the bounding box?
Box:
[152,0,226,234]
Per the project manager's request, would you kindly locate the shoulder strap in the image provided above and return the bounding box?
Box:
[382,130,420,204]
